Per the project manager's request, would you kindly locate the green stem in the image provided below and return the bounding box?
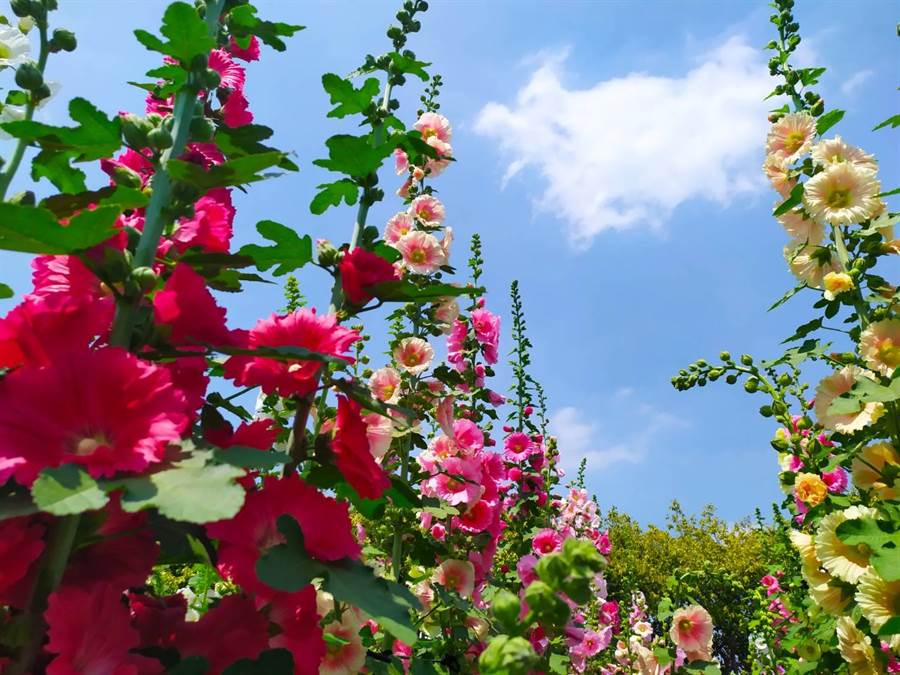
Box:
[392,435,411,582]
[831,223,869,328]
[0,21,50,200]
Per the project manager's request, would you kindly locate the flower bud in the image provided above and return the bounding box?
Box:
[121,113,153,149]
[147,127,173,150]
[15,61,43,91]
[744,378,759,393]
[189,116,215,142]
[203,67,221,90]
[316,239,340,266]
[50,28,77,52]
[17,16,34,33]
[31,82,51,103]
[10,0,33,17]
[132,266,158,293]
[108,164,143,190]
[491,589,520,630]
[740,354,753,366]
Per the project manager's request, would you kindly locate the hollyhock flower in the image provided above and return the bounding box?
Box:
[31,254,111,305]
[517,554,539,585]
[206,475,359,595]
[822,271,854,301]
[333,396,390,499]
[268,586,325,675]
[228,34,260,61]
[814,366,885,433]
[852,442,899,499]
[859,319,900,377]
[395,231,446,275]
[384,212,415,243]
[0,347,188,485]
[101,148,155,187]
[777,208,824,244]
[414,112,452,143]
[128,592,187,650]
[45,584,161,675]
[339,247,398,306]
[812,136,878,171]
[205,418,278,451]
[320,614,366,675]
[836,615,877,674]
[369,366,401,403]
[446,318,468,370]
[425,456,484,506]
[393,337,434,375]
[409,194,446,226]
[153,263,236,346]
[669,605,714,661]
[599,601,620,628]
[224,309,359,397]
[533,528,562,556]
[857,569,900,651]
[595,531,612,556]
[393,147,409,175]
[222,88,253,127]
[433,559,475,598]
[434,297,460,334]
[160,355,209,420]
[209,48,246,90]
[762,152,795,198]
[822,466,848,494]
[760,574,781,595]
[453,419,484,455]
[766,112,816,162]
[454,498,495,534]
[365,413,394,460]
[172,191,234,253]
[175,595,269,674]
[816,505,880,584]
[794,472,828,506]
[633,621,653,639]
[0,294,111,369]
[0,517,44,607]
[0,24,30,68]
[804,161,882,225]
[470,308,500,363]
[504,432,537,462]
[783,240,840,289]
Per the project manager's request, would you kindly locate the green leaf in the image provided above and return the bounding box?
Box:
[226,5,304,52]
[0,204,119,254]
[214,445,290,470]
[32,149,86,193]
[237,220,313,276]
[816,109,845,136]
[40,185,149,218]
[313,134,396,179]
[836,518,900,581]
[873,114,900,132]
[369,280,483,303]
[827,376,900,416]
[773,183,804,217]
[222,649,294,675]
[388,52,431,81]
[167,152,286,190]
[877,187,900,199]
[768,283,806,311]
[133,2,214,63]
[0,283,13,299]
[782,318,822,343]
[879,616,900,636]
[32,465,109,515]
[214,125,298,171]
[118,451,245,524]
[322,74,380,118]
[310,179,360,215]
[798,67,826,86]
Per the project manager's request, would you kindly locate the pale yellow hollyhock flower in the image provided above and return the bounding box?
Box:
[814,366,885,433]
[812,136,878,171]
[852,442,900,500]
[836,616,879,675]
[859,319,900,377]
[804,162,882,226]
[823,271,854,301]
[856,568,900,651]
[766,112,817,162]
[815,505,879,584]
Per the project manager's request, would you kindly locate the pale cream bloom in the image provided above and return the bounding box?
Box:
[766,112,817,162]
[859,319,900,377]
[823,271,855,301]
[763,152,796,198]
[856,568,900,651]
[777,208,824,244]
[836,616,879,675]
[814,366,885,433]
[392,337,434,375]
[784,240,840,289]
[812,136,878,172]
[804,162,882,225]
[790,529,851,614]
[0,24,31,68]
[852,442,899,500]
[815,505,879,584]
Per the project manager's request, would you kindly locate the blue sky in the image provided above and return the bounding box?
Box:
[1,1,897,525]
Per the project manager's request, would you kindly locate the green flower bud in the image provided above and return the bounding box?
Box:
[796,416,812,430]
[147,126,173,150]
[132,266,158,293]
[15,61,43,90]
[121,113,153,149]
[759,405,773,417]
[740,354,754,366]
[317,239,340,267]
[726,374,738,385]
[719,351,732,361]
[478,636,538,675]
[744,378,759,393]
[810,98,824,116]
[777,373,791,387]
[10,0,33,17]
[17,16,33,33]
[108,164,143,190]
[771,436,789,451]
[189,116,215,142]
[31,82,51,103]
[523,581,570,627]
[50,27,76,52]
[203,67,221,90]
[491,589,521,630]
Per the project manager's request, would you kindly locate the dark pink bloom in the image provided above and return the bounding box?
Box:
[333,396,390,499]
[222,89,253,127]
[532,528,562,556]
[205,418,278,451]
[339,248,398,306]
[153,263,236,347]
[504,432,537,462]
[128,592,187,650]
[0,347,188,486]
[470,308,500,364]
[174,595,268,674]
[228,35,261,61]
[267,586,325,675]
[31,254,110,306]
[172,190,234,253]
[0,516,45,608]
[822,466,849,494]
[454,499,495,534]
[208,49,246,90]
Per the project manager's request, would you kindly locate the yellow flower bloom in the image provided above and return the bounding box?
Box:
[814,366,885,433]
[859,319,900,377]
[852,442,900,500]
[836,616,879,675]
[856,568,900,651]
[823,271,854,301]
[803,162,882,226]
[815,506,879,584]
[794,472,828,506]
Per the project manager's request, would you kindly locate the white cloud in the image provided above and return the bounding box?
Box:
[474,36,773,248]
[841,69,874,96]
[550,393,687,472]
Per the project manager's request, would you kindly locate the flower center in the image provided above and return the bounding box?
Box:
[0,44,10,60]
[409,249,427,264]
[404,352,421,366]
[784,131,806,154]
[73,433,109,456]
[678,618,694,633]
[826,187,853,209]
[877,339,900,368]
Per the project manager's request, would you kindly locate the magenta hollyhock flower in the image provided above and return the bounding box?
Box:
[172,190,234,253]
[205,418,278,451]
[0,347,188,486]
[333,396,390,500]
[208,49,246,90]
[425,456,483,507]
[339,247,398,306]
[0,516,44,608]
[223,309,359,397]
[153,263,236,347]
[532,528,562,556]
[446,319,468,371]
[454,498,495,534]
[504,431,537,462]
[595,530,612,556]
[222,88,253,127]
[599,600,620,629]
[227,34,260,61]
[268,586,325,675]
[760,574,781,596]
[517,554,539,585]
[206,475,359,596]
[822,466,849,494]
[31,253,111,306]
[470,307,500,364]
[453,419,484,455]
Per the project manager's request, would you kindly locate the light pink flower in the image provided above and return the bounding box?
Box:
[393,147,409,175]
[414,112,452,143]
[426,456,484,507]
[517,554,539,585]
[859,319,900,377]
[433,559,475,599]
[669,605,714,660]
[384,212,414,244]
[369,366,401,403]
[763,152,796,198]
[434,298,460,334]
[395,231,446,275]
[393,337,434,375]
[766,112,816,163]
[365,413,393,461]
[409,194,446,226]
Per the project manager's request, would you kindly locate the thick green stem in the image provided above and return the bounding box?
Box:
[0,22,50,200]
[392,436,411,582]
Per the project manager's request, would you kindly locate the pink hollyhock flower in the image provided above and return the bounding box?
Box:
[45,584,162,675]
[365,412,393,460]
[533,528,562,556]
[0,517,44,608]
[175,595,269,674]
[369,366,401,403]
[453,419,484,455]
[206,475,359,595]
[446,319,468,371]
[517,554,539,585]
[320,617,366,675]
[393,336,434,375]
[228,34,260,61]
[434,297,460,334]
[384,212,414,243]
[153,263,236,347]
[454,498,495,534]
[414,112,452,143]
[0,294,110,369]
[580,628,612,658]
[470,307,500,363]
[208,48,246,90]
[0,347,188,486]
[822,466,849,494]
[172,190,234,253]
[599,600,620,630]
[333,396,390,499]
[128,592,187,650]
[339,247,398,306]
[31,254,111,306]
[409,194,446,226]
[394,147,409,175]
[669,605,714,661]
[222,88,253,127]
[595,531,612,556]
[185,141,225,168]
[205,418,278,451]
[504,432,537,462]
[268,586,325,675]
[425,456,484,507]
[101,148,154,187]
[160,355,209,420]
[396,230,446,275]
[433,559,475,598]
[224,309,359,397]
[760,574,781,595]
